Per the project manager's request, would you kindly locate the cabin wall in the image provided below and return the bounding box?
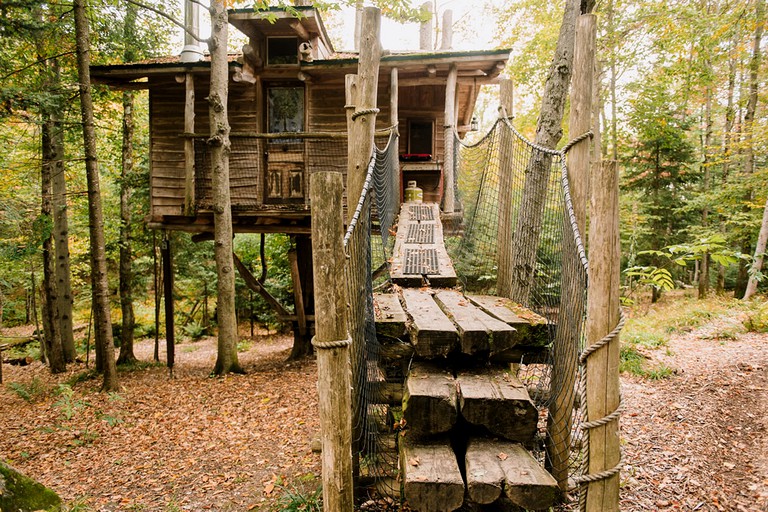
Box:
[148,69,448,222]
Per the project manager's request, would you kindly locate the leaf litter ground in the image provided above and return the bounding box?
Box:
[1,312,767,511]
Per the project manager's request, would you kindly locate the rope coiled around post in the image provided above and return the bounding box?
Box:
[312,336,352,350]
[351,107,380,121]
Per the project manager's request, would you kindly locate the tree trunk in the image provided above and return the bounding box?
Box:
[736,0,763,299]
[117,89,137,365]
[41,119,66,374]
[117,2,138,365]
[717,29,739,295]
[73,0,118,391]
[744,197,768,300]
[49,61,76,363]
[209,0,243,375]
[698,82,712,299]
[505,0,580,303]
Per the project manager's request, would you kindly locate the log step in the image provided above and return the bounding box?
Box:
[373,292,408,338]
[403,362,457,438]
[400,288,459,358]
[435,289,517,356]
[467,295,550,348]
[457,369,538,443]
[401,441,465,512]
[465,439,558,510]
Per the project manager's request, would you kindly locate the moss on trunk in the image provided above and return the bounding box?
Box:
[0,461,61,511]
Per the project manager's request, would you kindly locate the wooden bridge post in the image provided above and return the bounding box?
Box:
[497,79,514,298]
[585,160,621,511]
[548,13,595,495]
[443,64,458,214]
[310,171,354,512]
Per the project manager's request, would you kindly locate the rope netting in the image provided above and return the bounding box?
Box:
[342,129,402,501]
[451,114,615,506]
[336,112,620,508]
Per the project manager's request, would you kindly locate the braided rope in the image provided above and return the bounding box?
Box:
[572,455,623,485]
[561,130,594,154]
[312,336,352,350]
[343,152,376,252]
[580,310,626,365]
[581,399,624,430]
[351,107,380,121]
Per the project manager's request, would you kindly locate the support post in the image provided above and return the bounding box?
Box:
[390,67,400,214]
[497,79,514,297]
[288,246,307,338]
[310,171,354,512]
[585,160,621,511]
[548,13,595,495]
[183,73,195,215]
[347,7,381,222]
[161,233,175,373]
[443,64,458,213]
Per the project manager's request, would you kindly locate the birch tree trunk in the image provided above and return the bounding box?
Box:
[73,0,118,391]
[744,199,768,300]
[209,0,242,375]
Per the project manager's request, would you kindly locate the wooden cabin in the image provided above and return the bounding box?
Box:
[92,6,509,342]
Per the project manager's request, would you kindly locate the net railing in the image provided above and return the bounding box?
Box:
[451,116,590,504]
[342,130,401,500]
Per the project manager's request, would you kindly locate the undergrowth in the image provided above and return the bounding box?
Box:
[6,377,49,402]
[271,474,322,512]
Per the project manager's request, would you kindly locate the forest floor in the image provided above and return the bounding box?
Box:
[1,299,767,511]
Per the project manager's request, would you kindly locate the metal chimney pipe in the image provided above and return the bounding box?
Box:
[180,0,203,63]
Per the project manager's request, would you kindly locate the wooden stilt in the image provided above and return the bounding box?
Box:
[161,232,175,373]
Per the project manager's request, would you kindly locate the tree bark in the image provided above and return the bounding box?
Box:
[699,81,712,299]
[736,0,763,299]
[117,88,137,365]
[506,0,580,303]
[41,119,66,374]
[49,61,76,363]
[209,0,243,375]
[73,0,118,391]
[117,2,138,365]
[717,28,739,295]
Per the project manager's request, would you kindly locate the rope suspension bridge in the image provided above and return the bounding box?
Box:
[310,104,623,511]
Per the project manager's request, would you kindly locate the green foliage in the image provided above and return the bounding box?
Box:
[181,321,208,341]
[271,481,322,512]
[53,384,89,421]
[619,344,674,380]
[6,377,49,403]
[742,300,768,333]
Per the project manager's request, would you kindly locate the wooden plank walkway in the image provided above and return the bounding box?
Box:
[369,202,558,511]
[390,203,457,287]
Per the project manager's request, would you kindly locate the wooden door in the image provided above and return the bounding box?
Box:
[265,84,306,204]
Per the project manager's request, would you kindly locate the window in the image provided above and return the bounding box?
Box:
[267,37,299,66]
[408,120,434,156]
[267,86,305,135]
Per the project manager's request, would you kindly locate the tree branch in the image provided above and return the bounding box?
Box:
[123,0,207,43]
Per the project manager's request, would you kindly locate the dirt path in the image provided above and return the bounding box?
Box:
[620,320,768,511]
[1,315,767,511]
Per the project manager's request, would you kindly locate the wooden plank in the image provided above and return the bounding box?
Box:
[465,439,505,505]
[467,295,550,347]
[434,290,516,355]
[403,362,457,437]
[391,203,457,287]
[400,441,465,512]
[373,293,407,338]
[457,369,538,443]
[400,288,459,358]
[498,443,558,510]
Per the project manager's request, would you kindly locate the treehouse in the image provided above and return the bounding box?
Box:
[91,5,509,343]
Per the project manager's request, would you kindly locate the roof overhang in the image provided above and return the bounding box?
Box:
[228,7,334,54]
